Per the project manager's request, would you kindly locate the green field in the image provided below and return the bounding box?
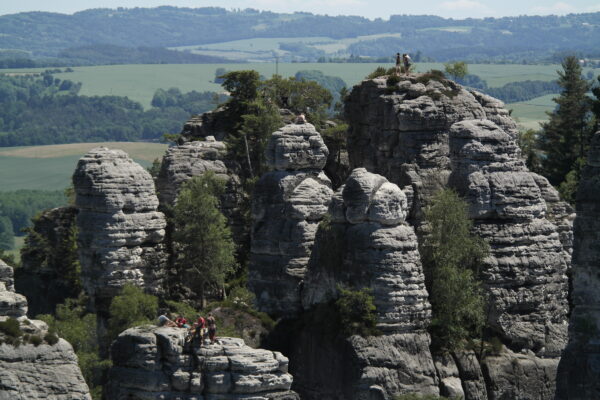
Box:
[0,142,168,191]
[510,94,556,130]
[1,62,586,109]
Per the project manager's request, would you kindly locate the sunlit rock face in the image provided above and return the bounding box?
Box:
[73,147,167,313]
[248,123,332,317]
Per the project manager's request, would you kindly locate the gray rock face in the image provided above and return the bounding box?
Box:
[344,76,572,399]
[0,260,91,399]
[449,119,570,357]
[73,147,167,313]
[180,108,229,142]
[0,260,27,318]
[106,326,298,400]
[156,137,247,246]
[297,169,438,399]
[556,131,600,399]
[248,124,333,317]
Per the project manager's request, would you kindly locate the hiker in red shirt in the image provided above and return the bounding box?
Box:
[175,315,189,329]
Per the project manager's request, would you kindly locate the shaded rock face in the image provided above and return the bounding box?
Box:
[156,137,246,246]
[556,131,600,399]
[295,169,438,399]
[0,260,91,399]
[73,147,167,313]
[106,326,298,400]
[449,119,570,357]
[180,109,229,143]
[248,123,333,317]
[344,76,573,399]
[15,206,79,316]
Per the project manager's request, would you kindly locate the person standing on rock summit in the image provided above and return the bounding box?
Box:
[403,53,412,75]
[207,312,217,344]
[395,52,402,75]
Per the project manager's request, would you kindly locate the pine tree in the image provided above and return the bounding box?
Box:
[172,172,236,305]
[538,56,591,201]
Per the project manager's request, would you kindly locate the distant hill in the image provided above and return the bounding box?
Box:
[1,7,600,63]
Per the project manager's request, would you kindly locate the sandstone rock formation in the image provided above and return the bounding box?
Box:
[0,260,91,399]
[156,136,246,246]
[343,74,572,399]
[556,131,600,399]
[73,147,167,314]
[248,123,333,317]
[106,326,298,400]
[179,109,229,143]
[15,206,79,316]
[296,168,438,399]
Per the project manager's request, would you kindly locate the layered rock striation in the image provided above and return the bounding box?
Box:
[0,260,91,399]
[556,131,600,399]
[156,136,246,246]
[248,123,333,317]
[342,74,572,399]
[106,326,298,400]
[73,147,167,313]
[296,168,439,399]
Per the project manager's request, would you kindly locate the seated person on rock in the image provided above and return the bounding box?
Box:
[175,315,190,329]
[158,313,178,327]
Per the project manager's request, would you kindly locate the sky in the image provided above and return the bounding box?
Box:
[1,0,600,19]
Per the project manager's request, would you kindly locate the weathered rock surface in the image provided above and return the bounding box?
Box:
[248,123,333,317]
[156,137,247,247]
[344,75,572,399]
[15,206,80,316]
[449,119,569,357]
[73,147,167,313]
[556,131,600,399]
[180,108,229,143]
[106,326,298,400]
[0,260,91,399]
[295,168,438,399]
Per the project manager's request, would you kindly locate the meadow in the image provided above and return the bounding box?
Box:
[0,142,167,191]
[2,63,576,109]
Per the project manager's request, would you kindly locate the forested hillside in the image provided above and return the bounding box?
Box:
[1,7,600,64]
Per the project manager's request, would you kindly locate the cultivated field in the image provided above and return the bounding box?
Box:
[2,63,581,110]
[0,142,167,191]
[510,94,556,130]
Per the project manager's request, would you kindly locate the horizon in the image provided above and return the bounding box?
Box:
[2,1,600,20]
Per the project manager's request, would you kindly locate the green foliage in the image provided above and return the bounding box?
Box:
[336,287,380,337]
[165,300,198,323]
[150,87,227,113]
[444,61,468,80]
[518,129,542,172]
[415,70,447,85]
[0,216,14,251]
[108,284,158,342]
[0,190,66,238]
[537,56,592,203]
[386,75,401,87]
[44,331,59,345]
[421,189,488,352]
[147,158,162,179]
[173,173,237,304]
[0,317,22,338]
[28,334,43,346]
[366,66,389,79]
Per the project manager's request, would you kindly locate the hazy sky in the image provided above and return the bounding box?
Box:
[1,0,600,19]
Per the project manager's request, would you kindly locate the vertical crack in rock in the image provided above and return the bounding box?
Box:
[297,168,439,399]
[0,260,92,399]
[556,131,600,399]
[248,123,332,317]
[73,147,167,314]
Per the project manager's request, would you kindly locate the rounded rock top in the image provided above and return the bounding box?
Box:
[265,123,329,171]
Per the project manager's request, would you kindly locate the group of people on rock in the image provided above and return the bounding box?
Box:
[395,53,412,75]
[158,312,217,345]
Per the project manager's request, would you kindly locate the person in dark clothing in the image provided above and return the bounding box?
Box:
[395,53,402,75]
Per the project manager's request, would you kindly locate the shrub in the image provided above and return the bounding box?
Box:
[0,317,22,338]
[366,66,388,79]
[416,70,447,85]
[108,284,158,342]
[29,335,43,346]
[336,287,380,337]
[44,330,59,345]
[386,75,401,87]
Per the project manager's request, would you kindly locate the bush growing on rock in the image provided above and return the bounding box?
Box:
[0,317,22,338]
[336,287,380,337]
[108,284,158,341]
[420,189,488,352]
